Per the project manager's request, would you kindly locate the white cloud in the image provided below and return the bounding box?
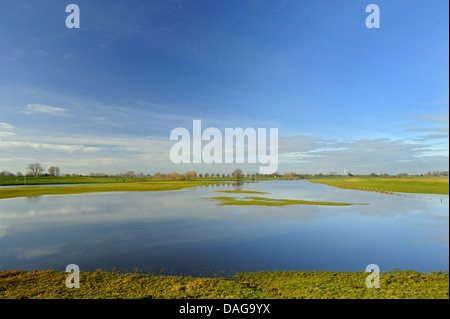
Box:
[82,146,107,152]
[0,140,105,154]
[0,131,15,137]
[0,122,14,130]
[1,130,447,175]
[20,104,72,117]
[0,122,15,137]
[276,135,449,174]
[413,134,449,141]
[419,112,449,124]
[406,127,449,133]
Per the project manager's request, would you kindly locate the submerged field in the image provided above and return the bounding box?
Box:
[1,176,447,300]
[0,269,447,299]
[309,176,449,195]
[0,180,227,200]
[207,190,366,206]
[1,176,447,201]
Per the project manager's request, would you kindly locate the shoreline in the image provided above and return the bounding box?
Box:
[0,180,230,200]
[0,176,448,200]
[308,177,449,195]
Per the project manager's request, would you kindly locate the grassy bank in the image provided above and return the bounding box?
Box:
[0,180,226,200]
[309,176,449,195]
[0,176,148,186]
[0,269,447,299]
[0,175,276,186]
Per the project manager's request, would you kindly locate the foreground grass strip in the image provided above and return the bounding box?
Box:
[0,181,226,200]
[207,196,365,206]
[309,177,449,195]
[0,270,447,299]
[235,270,449,299]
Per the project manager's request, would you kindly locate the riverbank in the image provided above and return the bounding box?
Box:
[0,180,230,200]
[0,269,447,299]
[309,176,449,195]
[1,176,448,200]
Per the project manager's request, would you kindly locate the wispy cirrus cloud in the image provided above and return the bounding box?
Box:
[402,113,449,142]
[0,122,14,130]
[0,131,15,137]
[0,122,15,137]
[1,49,24,62]
[413,134,449,142]
[0,140,106,153]
[20,104,72,117]
[0,128,447,175]
[278,135,448,174]
[405,127,449,133]
[419,112,449,124]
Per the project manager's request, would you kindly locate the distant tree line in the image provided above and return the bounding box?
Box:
[153,171,198,181]
[88,171,151,178]
[0,163,62,177]
[0,163,448,179]
[423,171,449,177]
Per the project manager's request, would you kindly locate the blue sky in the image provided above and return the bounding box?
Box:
[0,0,448,175]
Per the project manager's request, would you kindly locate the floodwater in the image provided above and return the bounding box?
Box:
[0,180,448,276]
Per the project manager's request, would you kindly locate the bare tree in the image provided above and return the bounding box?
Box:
[328,172,337,176]
[169,172,186,180]
[185,171,197,181]
[232,168,243,180]
[124,171,136,178]
[48,166,61,177]
[27,163,44,177]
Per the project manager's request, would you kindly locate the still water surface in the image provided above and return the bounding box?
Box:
[0,181,448,276]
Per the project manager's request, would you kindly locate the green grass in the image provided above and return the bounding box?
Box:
[309,176,449,195]
[207,196,366,206]
[0,269,447,299]
[0,181,227,200]
[0,176,145,186]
